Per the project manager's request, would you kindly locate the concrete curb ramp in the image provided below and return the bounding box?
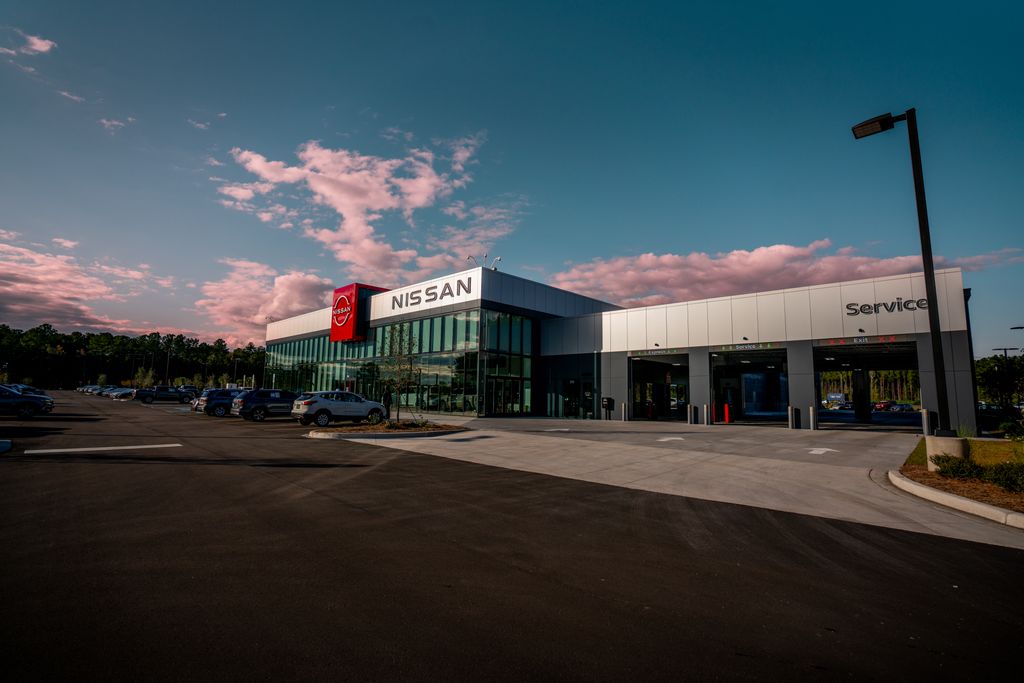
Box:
[888,470,1024,530]
[307,428,467,441]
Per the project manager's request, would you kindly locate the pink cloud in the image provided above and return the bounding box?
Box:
[187,119,210,130]
[57,90,84,102]
[19,33,57,55]
[225,137,497,284]
[1,228,22,241]
[51,237,78,249]
[0,47,15,56]
[217,181,274,201]
[0,242,131,331]
[193,258,334,346]
[549,241,1024,307]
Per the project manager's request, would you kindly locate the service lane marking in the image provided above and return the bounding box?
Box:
[23,443,183,455]
[656,437,686,442]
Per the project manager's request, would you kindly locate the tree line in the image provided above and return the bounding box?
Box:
[0,324,266,389]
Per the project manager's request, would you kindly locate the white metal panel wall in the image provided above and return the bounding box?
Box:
[266,306,331,342]
[783,289,812,340]
[688,302,709,347]
[809,286,843,339]
[666,304,688,347]
[707,299,732,346]
[730,296,757,343]
[626,309,647,350]
[646,306,667,348]
[757,293,787,342]
[840,281,878,337]
[608,310,628,352]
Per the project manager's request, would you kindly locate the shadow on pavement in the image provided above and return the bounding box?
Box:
[2,453,369,468]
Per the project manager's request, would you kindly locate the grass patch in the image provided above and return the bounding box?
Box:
[903,437,1022,468]
[966,439,1024,466]
[904,438,927,467]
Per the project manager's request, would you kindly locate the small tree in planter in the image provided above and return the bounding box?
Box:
[378,322,419,423]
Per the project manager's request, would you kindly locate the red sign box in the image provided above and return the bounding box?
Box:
[329,283,387,342]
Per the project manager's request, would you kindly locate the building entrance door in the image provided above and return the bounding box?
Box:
[487,377,523,415]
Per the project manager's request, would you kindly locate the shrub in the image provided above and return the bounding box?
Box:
[983,463,1024,493]
[385,419,401,429]
[414,419,431,428]
[1000,420,1024,442]
[931,454,983,480]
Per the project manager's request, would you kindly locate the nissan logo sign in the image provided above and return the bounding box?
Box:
[332,294,353,326]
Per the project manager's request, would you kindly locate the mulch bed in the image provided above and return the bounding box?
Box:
[900,464,1024,514]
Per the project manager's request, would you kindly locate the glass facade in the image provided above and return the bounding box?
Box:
[265,309,536,416]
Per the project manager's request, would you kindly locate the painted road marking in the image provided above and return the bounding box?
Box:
[544,429,571,432]
[24,443,183,455]
[657,437,686,442]
[808,448,839,455]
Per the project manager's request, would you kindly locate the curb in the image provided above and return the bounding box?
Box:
[888,470,1024,530]
[0,439,11,455]
[307,429,468,441]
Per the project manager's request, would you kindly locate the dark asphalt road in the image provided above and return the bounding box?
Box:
[2,392,1023,680]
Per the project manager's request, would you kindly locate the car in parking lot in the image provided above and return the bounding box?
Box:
[108,388,136,400]
[134,385,194,404]
[873,401,893,412]
[0,384,55,418]
[196,388,244,417]
[889,402,916,412]
[2,383,48,396]
[291,391,386,426]
[231,389,299,421]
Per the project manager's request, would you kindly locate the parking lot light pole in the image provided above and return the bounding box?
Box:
[993,347,1019,358]
[852,108,955,436]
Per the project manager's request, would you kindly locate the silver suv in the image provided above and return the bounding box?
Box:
[291,391,385,427]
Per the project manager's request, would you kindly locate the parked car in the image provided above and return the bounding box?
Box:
[196,388,245,417]
[291,391,385,426]
[3,383,48,396]
[108,388,136,400]
[889,403,916,412]
[177,385,199,395]
[873,401,893,412]
[0,384,54,418]
[134,385,194,404]
[231,389,299,421]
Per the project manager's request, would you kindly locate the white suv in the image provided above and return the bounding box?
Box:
[291,391,385,427]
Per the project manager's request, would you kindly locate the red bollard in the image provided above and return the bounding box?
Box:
[724,404,730,424]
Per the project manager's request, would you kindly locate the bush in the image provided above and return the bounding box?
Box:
[931,454,983,480]
[983,463,1024,492]
[1000,420,1024,442]
[385,419,401,429]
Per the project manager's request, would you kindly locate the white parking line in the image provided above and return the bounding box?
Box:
[23,443,183,455]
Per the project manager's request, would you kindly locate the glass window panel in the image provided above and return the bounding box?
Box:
[485,310,499,350]
[523,380,532,414]
[511,317,522,354]
[510,355,522,377]
[522,357,532,379]
[498,314,510,352]
[467,310,480,351]
[431,317,442,352]
[523,318,532,355]
[454,313,466,352]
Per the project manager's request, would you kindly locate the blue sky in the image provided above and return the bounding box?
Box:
[1,0,1021,353]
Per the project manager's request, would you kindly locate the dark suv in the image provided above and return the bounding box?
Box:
[196,388,244,417]
[231,389,298,421]
[0,384,55,418]
[135,385,194,404]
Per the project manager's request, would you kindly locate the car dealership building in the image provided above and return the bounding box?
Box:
[264,266,977,432]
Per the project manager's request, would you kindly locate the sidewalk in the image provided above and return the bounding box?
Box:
[347,421,1024,549]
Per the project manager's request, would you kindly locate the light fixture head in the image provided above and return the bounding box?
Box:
[852,112,896,139]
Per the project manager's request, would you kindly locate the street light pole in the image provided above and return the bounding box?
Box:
[852,108,954,436]
[993,347,1019,358]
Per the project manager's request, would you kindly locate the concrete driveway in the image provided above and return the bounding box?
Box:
[350,418,1024,549]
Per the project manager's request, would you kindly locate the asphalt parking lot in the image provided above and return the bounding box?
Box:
[2,391,1023,679]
